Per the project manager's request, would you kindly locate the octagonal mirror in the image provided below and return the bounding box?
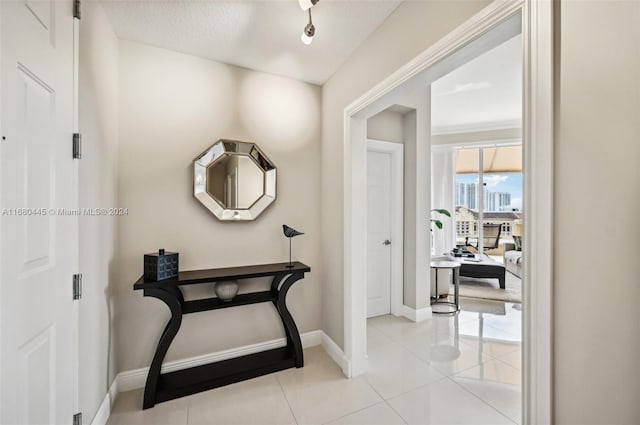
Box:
[194,140,276,221]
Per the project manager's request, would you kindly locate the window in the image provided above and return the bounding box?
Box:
[455,145,523,249]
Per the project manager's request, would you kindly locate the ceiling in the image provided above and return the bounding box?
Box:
[100,0,402,85]
[431,33,522,133]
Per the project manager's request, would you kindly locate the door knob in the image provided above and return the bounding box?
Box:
[383,240,391,245]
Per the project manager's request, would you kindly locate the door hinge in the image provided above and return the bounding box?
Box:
[72,133,82,159]
[73,0,81,20]
[73,274,82,300]
[73,412,82,425]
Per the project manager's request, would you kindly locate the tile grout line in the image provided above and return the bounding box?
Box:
[319,401,399,425]
[491,354,522,372]
[483,321,522,339]
[383,402,409,425]
[380,374,512,425]
[371,314,521,423]
[432,359,492,378]
[371,326,519,423]
[445,375,519,424]
[274,373,300,425]
[384,374,451,401]
[381,397,410,425]
[393,334,500,379]
[457,336,520,358]
[357,375,409,425]
[185,396,191,425]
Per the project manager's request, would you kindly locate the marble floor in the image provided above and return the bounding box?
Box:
[108,297,522,425]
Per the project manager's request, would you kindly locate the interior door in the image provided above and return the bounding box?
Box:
[1,1,76,423]
[367,151,392,318]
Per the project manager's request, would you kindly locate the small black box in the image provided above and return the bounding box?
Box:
[144,249,179,281]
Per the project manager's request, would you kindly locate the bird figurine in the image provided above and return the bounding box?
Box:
[282,224,304,267]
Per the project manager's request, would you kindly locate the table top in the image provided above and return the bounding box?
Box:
[430,261,461,269]
[446,254,505,271]
[134,261,310,289]
[447,253,494,264]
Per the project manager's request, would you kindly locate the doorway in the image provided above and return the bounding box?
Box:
[343,2,553,422]
[366,140,403,319]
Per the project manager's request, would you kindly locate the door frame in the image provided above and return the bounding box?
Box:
[72,10,81,417]
[343,1,553,423]
[366,139,404,317]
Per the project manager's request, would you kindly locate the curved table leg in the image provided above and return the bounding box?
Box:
[142,287,183,409]
[270,272,286,293]
[274,272,304,368]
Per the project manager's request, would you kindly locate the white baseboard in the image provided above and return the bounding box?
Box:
[320,331,351,377]
[401,304,432,322]
[90,377,118,425]
[116,330,326,393]
[95,329,344,424]
[302,329,323,347]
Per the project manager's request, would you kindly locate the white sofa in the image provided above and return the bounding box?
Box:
[503,242,522,278]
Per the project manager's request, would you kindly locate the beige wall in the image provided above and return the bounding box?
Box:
[554,1,640,422]
[321,0,491,346]
[115,41,322,373]
[367,110,404,143]
[78,2,119,422]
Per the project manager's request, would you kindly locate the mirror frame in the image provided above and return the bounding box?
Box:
[193,139,276,221]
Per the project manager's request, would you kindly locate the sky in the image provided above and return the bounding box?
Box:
[456,172,522,211]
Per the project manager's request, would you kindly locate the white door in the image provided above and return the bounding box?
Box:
[367,151,392,318]
[1,1,76,424]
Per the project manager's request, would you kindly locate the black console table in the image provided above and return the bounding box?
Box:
[133,261,310,409]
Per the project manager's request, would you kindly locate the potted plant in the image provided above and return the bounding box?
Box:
[431,208,451,231]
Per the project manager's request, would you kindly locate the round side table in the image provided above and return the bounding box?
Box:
[430,261,461,314]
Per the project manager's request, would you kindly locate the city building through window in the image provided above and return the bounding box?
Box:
[454,145,523,248]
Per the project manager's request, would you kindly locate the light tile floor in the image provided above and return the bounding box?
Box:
[108,297,521,425]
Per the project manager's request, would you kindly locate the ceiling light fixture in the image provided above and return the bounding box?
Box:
[300,9,315,45]
[298,0,319,12]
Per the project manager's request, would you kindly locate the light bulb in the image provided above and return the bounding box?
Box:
[301,21,315,46]
[298,0,316,11]
[301,32,313,45]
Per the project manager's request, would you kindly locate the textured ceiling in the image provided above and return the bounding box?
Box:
[100,0,401,85]
[432,34,522,133]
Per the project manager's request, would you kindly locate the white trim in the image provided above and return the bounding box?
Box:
[400,305,432,323]
[343,1,552,423]
[320,332,351,377]
[116,330,325,393]
[301,329,323,347]
[522,0,554,423]
[343,117,369,378]
[89,379,118,425]
[95,330,344,424]
[432,119,521,135]
[366,139,404,317]
[432,138,522,150]
[344,2,524,117]
[0,1,3,416]
[478,148,485,252]
[72,9,81,419]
